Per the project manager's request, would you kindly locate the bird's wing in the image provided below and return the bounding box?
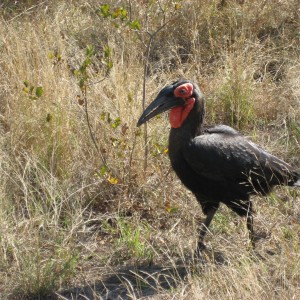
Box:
[183,126,296,187]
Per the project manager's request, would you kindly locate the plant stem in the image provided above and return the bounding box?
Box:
[141,19,174,172]
[83,86,106,166]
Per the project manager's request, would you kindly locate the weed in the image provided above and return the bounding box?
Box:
[116,218,154,262]
[211,211,232,234]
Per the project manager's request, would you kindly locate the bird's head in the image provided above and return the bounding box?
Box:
[137,80,202,128]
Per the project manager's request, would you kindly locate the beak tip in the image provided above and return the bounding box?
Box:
[136,118,144,127]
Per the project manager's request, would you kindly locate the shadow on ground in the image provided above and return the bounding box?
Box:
[57,263,189,300]
[54,245,275,299]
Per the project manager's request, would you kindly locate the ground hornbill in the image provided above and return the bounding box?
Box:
[137,79,300,252]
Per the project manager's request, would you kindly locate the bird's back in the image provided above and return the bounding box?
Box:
[169,124,300,214]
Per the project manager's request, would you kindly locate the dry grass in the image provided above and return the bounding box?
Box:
[0,0,299,299]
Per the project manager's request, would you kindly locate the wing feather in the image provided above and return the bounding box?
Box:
[182,128,297,192]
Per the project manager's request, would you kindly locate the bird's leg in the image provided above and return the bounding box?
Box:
[197,207,218,252]
[246,202,255,249]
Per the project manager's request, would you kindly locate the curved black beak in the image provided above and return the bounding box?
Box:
[137,85,185,127]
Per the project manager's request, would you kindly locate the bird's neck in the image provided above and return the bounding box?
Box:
[169,99,205,143]
[168,98,204,175]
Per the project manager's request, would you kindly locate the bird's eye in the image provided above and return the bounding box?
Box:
[174,82,193,98]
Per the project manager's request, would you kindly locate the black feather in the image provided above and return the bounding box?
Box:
[139,79,300,251]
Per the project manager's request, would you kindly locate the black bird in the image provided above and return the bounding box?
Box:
[137,79,300,251]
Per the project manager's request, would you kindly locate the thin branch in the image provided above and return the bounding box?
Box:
[142,34,153,172]
[128,0,132,22]
[126,130,138,197]
[83,86,106,166]
[87,76,107,86]
[141,18,176,172]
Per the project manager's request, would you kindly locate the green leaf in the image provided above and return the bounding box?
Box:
[55,53,61,61]
[100,112,106,121]
[166,207,179,214]
[35,86,44,98]
[100,4,110,18]
[107,60,113,70]
[111,7,121,19]
[79,78,86,89]
[175,3,182,10]
[103,45,113,70]
[120,8,128,20]
[84,57,91,67]
[104,45,111,58]
[86,45,94,57]
[79,65,86,74]
[109,7,128,20]
[112,117,121,129]
[129,20,141,30]
[100,165,108,176]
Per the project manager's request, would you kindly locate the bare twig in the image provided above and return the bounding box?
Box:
[141,18,175,172]
[126,130,138,197]
[83,86,107,166]
[128,0,132,22]
[87,76,107,86]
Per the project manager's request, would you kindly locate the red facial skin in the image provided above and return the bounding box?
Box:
[169,83,195,128]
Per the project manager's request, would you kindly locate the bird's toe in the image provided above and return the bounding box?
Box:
[196,241,206,253]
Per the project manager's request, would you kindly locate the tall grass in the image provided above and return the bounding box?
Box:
[0,0,299,298]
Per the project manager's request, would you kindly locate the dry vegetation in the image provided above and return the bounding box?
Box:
[0,0,300,299]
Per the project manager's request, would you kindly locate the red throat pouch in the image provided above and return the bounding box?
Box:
[169,98,195,128]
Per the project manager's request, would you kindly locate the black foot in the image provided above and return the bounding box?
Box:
[194,244,206,263]
[196,242,206,253]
